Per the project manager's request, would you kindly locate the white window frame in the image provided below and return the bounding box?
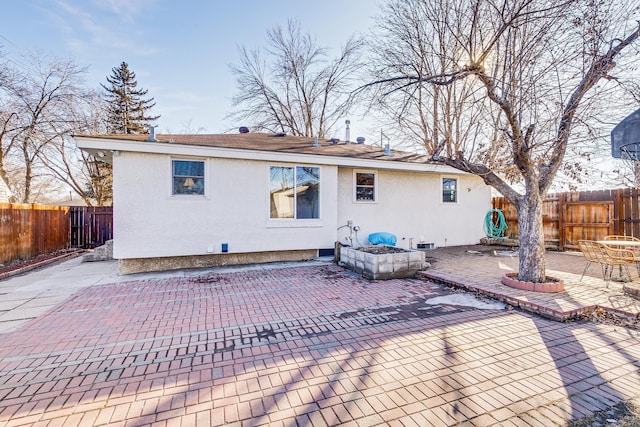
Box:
[441,176,458,204]
[170,157,208,198]
[353,170,377,203]
[268,164,321,222]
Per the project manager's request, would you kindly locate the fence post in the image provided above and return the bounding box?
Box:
[629,188,640,237]
[558,193,565,250]
[614,189,622,236]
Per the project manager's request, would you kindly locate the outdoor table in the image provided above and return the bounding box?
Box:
[596,240,640,247]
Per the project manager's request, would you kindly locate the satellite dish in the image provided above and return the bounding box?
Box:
[612,108,640,160]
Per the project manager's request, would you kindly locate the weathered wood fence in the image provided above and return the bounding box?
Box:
[0,204,70,265]
[0,204,113,265]
[69,206,113,248]
[493,188,640,250]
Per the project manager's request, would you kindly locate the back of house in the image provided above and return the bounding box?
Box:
[74,131,491,274]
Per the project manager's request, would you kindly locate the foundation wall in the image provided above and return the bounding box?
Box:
[119,249,317,275]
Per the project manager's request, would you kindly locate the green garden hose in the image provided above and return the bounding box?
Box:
[484,209,508,238]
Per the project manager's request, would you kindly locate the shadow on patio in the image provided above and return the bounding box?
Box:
[0,262,639,425]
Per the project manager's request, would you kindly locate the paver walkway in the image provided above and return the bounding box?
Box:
[0,257,121,334]
[0,260,639,426]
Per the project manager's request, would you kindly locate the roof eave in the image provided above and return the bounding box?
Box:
[73,136,468,174]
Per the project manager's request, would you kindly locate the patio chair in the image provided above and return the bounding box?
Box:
[577,240,635,286]
[603,235,640,276]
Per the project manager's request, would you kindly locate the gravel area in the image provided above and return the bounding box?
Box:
[569,401,640,426]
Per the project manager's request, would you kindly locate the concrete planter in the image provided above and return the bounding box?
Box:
[340,246,426,280]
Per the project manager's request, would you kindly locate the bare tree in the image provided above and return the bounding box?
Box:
[0,50,20,196]
[367,0,640,283]
[228,19,364,138]
[0,51,112,205]
[368,1,508,164]
[41,142,112,206]
[0,53,91,202]
[0,109,17,196]
[38,89,113,206]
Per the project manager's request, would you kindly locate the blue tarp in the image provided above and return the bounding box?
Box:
[368,232,397,246]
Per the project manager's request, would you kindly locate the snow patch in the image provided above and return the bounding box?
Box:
[425,294,505,310]
[494,250,518,257]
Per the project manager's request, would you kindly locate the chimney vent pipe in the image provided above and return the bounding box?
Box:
[345,120,351,144]
[146,126,158,142]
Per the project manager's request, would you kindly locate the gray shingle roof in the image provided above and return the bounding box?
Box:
[77,133,433,165]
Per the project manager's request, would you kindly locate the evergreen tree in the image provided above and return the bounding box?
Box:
[101,62,159,134]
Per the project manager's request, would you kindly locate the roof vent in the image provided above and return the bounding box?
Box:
[345,120,351,144]
[146,125,158,142]
[275,132,286,137]
[313,136,320,147]
[384,143,394,157]
[356,136,365,144]
[330,138,340,144]
[239,126,250,134]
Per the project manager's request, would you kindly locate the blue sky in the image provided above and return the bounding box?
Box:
[2,0,377,136]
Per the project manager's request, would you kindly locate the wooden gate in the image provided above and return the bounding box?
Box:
[70,206,113,248]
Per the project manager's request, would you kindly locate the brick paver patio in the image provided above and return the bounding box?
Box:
[0,258,639,426]
[420,245,640,321]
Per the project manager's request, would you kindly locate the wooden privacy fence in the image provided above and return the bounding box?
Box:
[0,203,70,265]
[493,188,640,250]
[69,206,113,248]
[0,204,113,265]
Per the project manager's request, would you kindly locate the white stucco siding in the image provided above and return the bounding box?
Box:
[113,152,338,259]
[337,168,491,249]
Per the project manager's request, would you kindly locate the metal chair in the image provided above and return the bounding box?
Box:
[577,240,635,286]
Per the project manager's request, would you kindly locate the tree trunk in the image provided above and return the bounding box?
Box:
[634,160,640,189]
[516,192,546,283]
[22,161,32,204]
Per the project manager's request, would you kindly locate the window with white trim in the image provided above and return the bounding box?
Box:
[354,171,376,202]
[172,160,205,195]
[442,177,457,203]
[269,165,320,219]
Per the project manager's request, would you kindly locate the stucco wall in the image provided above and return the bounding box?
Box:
[336,168,491,249]
[113,151,491,261]
[113,152,338,259]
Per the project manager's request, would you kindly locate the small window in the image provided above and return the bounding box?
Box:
[173,160,205,195]
[269,165,320,219]
[442,177,457,203]
[355,171,376,202]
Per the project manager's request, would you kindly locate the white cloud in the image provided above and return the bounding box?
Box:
[47,0,159,57]
[92,0,154,25]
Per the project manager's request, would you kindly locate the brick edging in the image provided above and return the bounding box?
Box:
[417,270,639,323]
[0,250,85,281]
[501,272,565,293]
